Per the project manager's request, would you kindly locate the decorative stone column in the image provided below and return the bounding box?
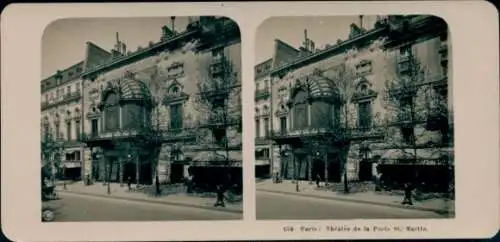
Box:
[307,154,313,183]
[135,155,140,186]
[183,165,190,178]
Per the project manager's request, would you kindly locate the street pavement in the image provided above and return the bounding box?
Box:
[45,193,242,221]
[256,191,448,220]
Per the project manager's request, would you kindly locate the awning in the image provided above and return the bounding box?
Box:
[255,159,270,166]
[63,161,82,168]
[381,149,414,159]
[191,150,241,162]
[379,148,454,165]
[187,150,242,167]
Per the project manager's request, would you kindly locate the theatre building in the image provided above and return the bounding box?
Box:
[81,17,242,187]
[257,15,453,191]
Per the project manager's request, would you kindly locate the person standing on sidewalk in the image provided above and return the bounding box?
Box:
[127,176,132,191]
[402,182,414,205]
[155,176,161,196]
[214,184,225,207]
[315,174,321,188]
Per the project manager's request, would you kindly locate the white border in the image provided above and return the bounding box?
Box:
[1,1,499,241]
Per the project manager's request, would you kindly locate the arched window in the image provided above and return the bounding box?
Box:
[104,92,120,131]
[263,105,269,115]
[169,85,180,94]
[293,90,308,130]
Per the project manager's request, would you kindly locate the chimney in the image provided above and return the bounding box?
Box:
[121,42,127,54]
[113,32,125,57]
[359,15,364,29]
[171,16,176,34]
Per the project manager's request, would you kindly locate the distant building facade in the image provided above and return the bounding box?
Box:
[80,17,242,187]
[41,62,85,180]
[256,15,452,191]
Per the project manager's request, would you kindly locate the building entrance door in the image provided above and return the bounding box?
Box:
[327,153,341,182]
[312,158,325,180]
[170,163,184,183]
[358,159,373,181]
[123,162,136,183]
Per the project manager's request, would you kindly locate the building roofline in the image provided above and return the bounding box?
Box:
[81,28,200,79]
[41,61,84,82]
[274,38,300,53]
[270,15,445,76]
[255,58,272,68]
[86,41,111,55]
[270,27,387,76]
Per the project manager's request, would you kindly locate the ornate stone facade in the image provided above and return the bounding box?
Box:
[255,15,452,190]
[81,17,242,186]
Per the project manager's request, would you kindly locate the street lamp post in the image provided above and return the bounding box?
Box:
[107,159,111,195]
[63,167,67,190]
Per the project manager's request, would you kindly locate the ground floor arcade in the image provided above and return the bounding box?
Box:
[82,142,243,191]
[268,138,453,192]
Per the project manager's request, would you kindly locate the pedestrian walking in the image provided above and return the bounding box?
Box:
[214,184,225,207]
[155,176,161,196]
[401,182,413,205]
[315,174,321,188]
[127,176,132,191]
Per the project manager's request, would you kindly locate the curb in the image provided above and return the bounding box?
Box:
[58,190,243,215]
[257,188,454,215]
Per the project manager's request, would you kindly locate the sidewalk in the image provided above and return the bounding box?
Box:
[256,179,454,215]
[55,182,243,214]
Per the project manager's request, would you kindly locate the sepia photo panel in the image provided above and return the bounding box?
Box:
[41,16,243,222]
[254,15,454,220]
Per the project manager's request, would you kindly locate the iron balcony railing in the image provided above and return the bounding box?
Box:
[270,126,385,142]
[41,92,82,111]
[254,89,271,101]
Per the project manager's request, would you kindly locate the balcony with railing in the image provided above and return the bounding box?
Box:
[254,89,271,101]
[41,92,82,111]
[397,54,411,75]
[255,134,272,145]
[270,124,385,144]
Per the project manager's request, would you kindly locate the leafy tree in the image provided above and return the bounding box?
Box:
[382,45,452,191]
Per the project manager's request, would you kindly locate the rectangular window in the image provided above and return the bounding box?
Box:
[212,47,223,57]
[169,103,183,130]
[44,125,49,141]
[122,104,143,130]
[75,151,81,161]
[401,126,415,144]
[66,121,72,140]
[67,86,71,96]
[255,148,270,160]
[213,128,227,147]
[280,117,287,133]
[358,101,372,129]
[293,104,308,130]
[264,117,270,137]
[400,45,411,56]
[75,120,81,140]
[334,105,341,128]
[91,119,98,137]
[255,119,260,138]
[55,123,60,139]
